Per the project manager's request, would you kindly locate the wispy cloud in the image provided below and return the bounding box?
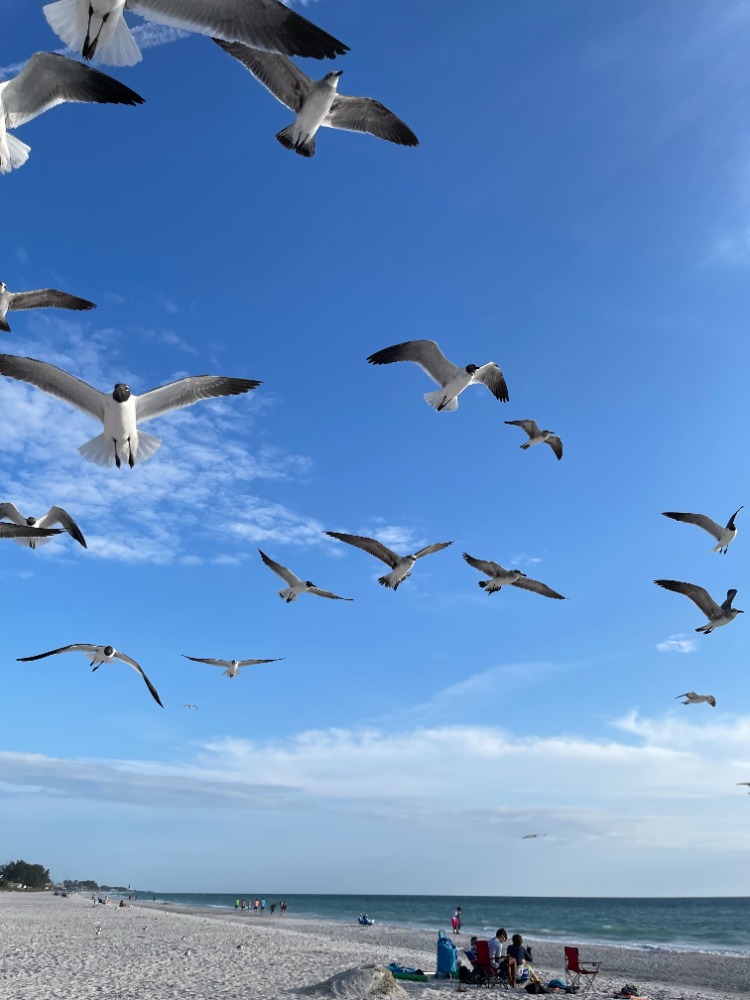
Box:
[656,634,698,653]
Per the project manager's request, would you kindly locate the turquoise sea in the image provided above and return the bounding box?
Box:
[140,894,749,956]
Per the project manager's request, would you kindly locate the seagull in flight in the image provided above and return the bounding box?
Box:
[463,553,566,599]
[675,691,716,707]
[0,354,261,468]
[0,503,86,548]
[214,42,418,158]
[258,549,353,603]
[662,507,743,554]
[325,531,452,590]
[505,420,563,460]
[43,0,348,66]
[737,783,750,793]
[17,644,163,706]
[367,340,509,412]
[654,580,744,634]
[0,52,143,174]
[183,704,198,710]
[0,522,63,542]
[0,281,95,333]
[182,655,284,678]
[522,834,547,839]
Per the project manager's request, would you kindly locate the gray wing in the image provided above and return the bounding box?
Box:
[258,549,301,586]
[546,436,563,460]
[462,552,504,577]
[511,576,566,600]
[135,375,261,423]
[0,502,26,525]
[128,0,348,58]
[236,657,284,666]
[325,95,419,146]
[661,512,723,542]
[471,362,509,402]
[0,523,63,539]
[8,290,96,313]
[309,587,353,601]
[413,541,453,560]
[721,589,738,610]
[212,42,311,112]
[366,340,459,388]
[2,53,143,128]
[506,419,540,438]
[0,355,105,421]
[675,692,698,699]
[654,579,722,618]
[114,650,164,708]
[182,655,230,667]
[38,507,87,548]
[17,644,99,661]
[324,531,399,567]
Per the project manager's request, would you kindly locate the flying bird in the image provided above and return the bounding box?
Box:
[214,42,418,158]
[654,580,744,634]
[522,834,547,839]
[325,531,452,590]
[0,502,86,548]
[0,522,63,541]
[662,507,743,555]
[183,704,198,710]
[675,691,716,707]
[505,420,562,460]
[258,549,353,603]
[43,0,348,66]
[182,655,284,678]
[737,783,750,792]
[0,354,261,468]
[463,553,566,599]
[0,281,95,333]
[366,340,509,411]
[0,52,143,174]
[17,644,163,706]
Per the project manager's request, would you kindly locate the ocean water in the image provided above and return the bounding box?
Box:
[140,893,749,956]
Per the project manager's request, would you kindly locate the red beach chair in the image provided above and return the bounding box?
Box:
[472,939,510,989]
[564,946,601,992]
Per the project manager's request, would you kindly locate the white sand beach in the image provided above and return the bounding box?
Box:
[0,893,746,1000]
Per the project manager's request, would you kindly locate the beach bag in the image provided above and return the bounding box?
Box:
[525,983,548,994]
[436,931,458,977]
[620,986,640,997]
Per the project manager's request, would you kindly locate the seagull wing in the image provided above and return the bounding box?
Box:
[661,511,724,542]
[182,656,231,667]
[366,340,459,388]
[675,692,698,699]
[17,644,99,661]
[2,52,144,128]
[472,362,509,402]
[309,587,353,600]
[462,552,504,577]
[721,589,738,610]
[128,0,348,58]
[325,95,418,146]
[511,576,566,600]
[212,42,311,112]
[506,419,540,438]
[258,549,301,586]
[654,580,722,618]
[0,523,63,539]
[0,502,26,525]
[0,355,105,421]
[236,657,284,666]
[413,541,453,560]
[135,375,261,423]
[38,506,87,548]
[324,531,399,567]
[114,650,164,708]
[8,290,96,313]
[546,435,563,460]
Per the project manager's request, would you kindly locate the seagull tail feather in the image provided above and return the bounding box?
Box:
[478,580,489,589]
[95,13,142,67]
[43,0,89,53]
[134,431,162,464]
[424,389,458,412]
[0,316,10,333]
[378,574,396,589]
[78,433,117,467]
[276,125,316,158]
[1,135,31,174]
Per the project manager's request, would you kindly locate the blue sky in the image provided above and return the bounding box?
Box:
[0,0,748,896]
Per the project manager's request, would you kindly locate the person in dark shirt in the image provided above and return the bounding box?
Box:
[506,934,541,985]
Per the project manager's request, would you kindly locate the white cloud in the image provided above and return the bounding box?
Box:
[656,634,698,653]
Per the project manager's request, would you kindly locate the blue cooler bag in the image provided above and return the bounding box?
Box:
[436,930,458,978]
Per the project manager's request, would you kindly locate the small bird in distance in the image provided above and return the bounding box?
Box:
[367,339,509,411]
[675,691,716,707]
[325,531,452,590]
[522,834,547,839]
[182,655,284,678]
[258,549,352,603]
[0,502,86,548]
[0,281,95,333]
[183,704,198,710]
[17,644,163,706]
[654,580,743,634]
[505,420,563,460]
[463,553,566,599]
[662,507,742,554]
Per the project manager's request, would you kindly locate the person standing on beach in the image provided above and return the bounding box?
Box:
[260,898,266,915]
[235,899,240,911]
[254,898,259,914]
[452,907,462,934]
[280,900,287,915]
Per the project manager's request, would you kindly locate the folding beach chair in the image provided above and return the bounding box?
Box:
[564,946,601,992]
[472,940,510,989]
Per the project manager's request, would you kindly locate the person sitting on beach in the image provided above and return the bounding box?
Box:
[506,934,541,985]
[488,929,518,986]
[464,936,479,963]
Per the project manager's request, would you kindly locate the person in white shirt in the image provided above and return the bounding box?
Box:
[487,929,518,987]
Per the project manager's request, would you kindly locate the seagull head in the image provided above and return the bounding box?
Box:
[113,384,131,403]
[103,646,115,657]
[465,364,479,374]
[0,282,6,293]
[25,516,37,526]
[323,70,343,88]
[305,580,316,589]
[708,696,717,707]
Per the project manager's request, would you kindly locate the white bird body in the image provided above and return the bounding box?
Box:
[463,553,566,600]
[662,507,742,555]
[0,502,86,548]
[478,568,526,594]
[258,549,353,603]
[324,532,452,590]
[17,643,163,706]
[505,420,563,460]
[675,691,716,707]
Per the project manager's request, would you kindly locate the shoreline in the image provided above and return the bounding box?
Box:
[1,892,747,999]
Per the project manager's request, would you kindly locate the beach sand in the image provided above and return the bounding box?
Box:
[0,893,746,1000]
